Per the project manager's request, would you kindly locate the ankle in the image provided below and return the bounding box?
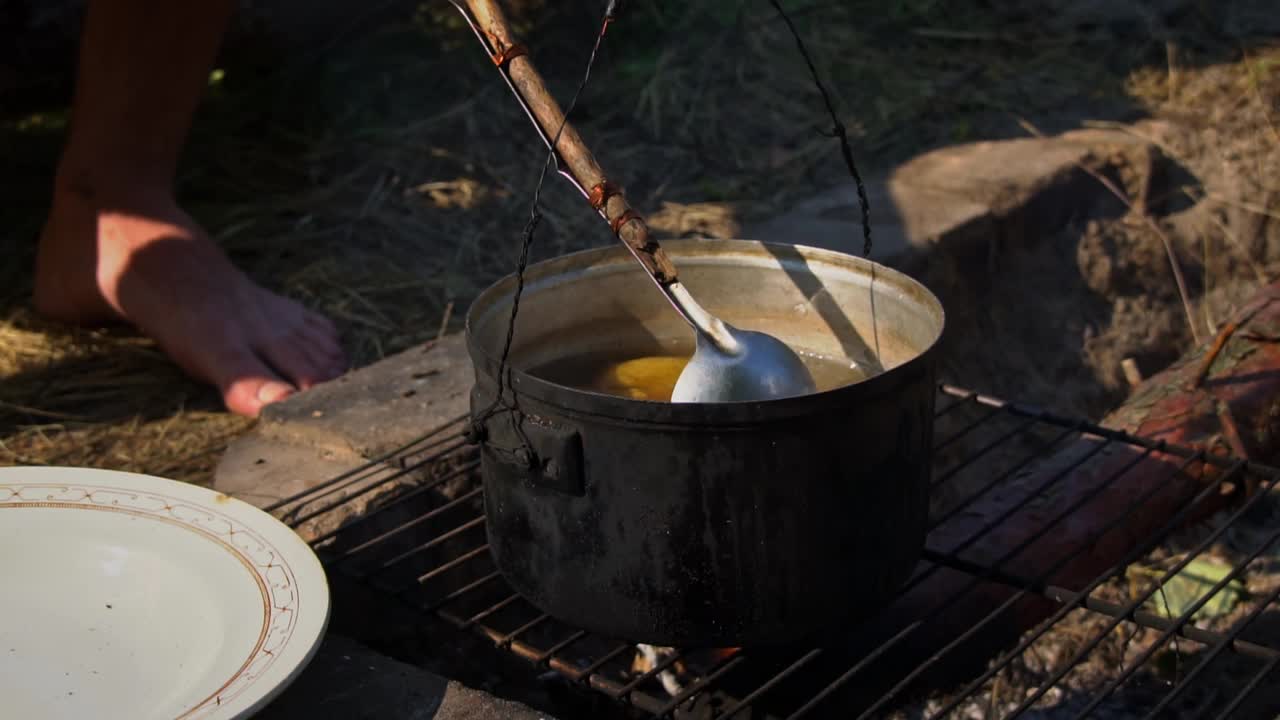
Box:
[52,152,176,210]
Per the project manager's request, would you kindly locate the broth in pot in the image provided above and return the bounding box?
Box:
[533,348,877,402]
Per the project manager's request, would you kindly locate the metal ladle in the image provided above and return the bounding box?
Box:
[454,0,816,402]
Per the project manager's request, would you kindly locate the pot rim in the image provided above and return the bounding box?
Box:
[465,239,945,425]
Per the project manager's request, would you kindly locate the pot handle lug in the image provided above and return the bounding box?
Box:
[469,386,585,495]
[479,414,585,496]
[524,422,585,496]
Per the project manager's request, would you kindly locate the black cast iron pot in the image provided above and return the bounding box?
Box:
[466,239,944,647]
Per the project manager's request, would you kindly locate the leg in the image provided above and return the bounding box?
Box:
[35,0,347,417]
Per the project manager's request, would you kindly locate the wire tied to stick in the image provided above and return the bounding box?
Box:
[490,42,528,67]
[610,208,642,236]
[588,180,622,211]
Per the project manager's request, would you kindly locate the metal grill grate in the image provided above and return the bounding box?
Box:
[272,386,1280,719]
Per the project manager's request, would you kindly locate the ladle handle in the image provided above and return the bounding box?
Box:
[458,2,721,319]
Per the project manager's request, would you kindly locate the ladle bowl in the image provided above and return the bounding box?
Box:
[672,323,817,403]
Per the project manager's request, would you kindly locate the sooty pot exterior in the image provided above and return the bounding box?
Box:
[466,240,942,647]
[468,348,936,649]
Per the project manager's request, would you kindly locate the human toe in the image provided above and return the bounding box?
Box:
[302,334,349,380]
[218,351,298,417]
[305,310,341,342]
[300,319,347,370]
[257,323,344,390]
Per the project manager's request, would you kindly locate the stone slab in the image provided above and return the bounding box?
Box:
[212,334,473,509]
[747,128,1159,267]
[213,431,366,510]
[258,633,554,720]
[256,333,473,459]
[747,176,938,260]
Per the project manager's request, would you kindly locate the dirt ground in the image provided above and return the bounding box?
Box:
[2,3,1279,717]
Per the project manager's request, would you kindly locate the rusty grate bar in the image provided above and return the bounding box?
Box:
[421,568,501,612]
[926,422,1079,529]
[276,386,1280,719]
[327,480,482,563]
[910,462,1267,720]
[928,414,1040,490]
[786,447,1191,719]
[265,414,468,518]
[1065,526,1280,719]
[1014,471,1277,719]
[933,390,979,418]
[931,402,1003,452]
[716,648,823,719]
[656,652,747,717]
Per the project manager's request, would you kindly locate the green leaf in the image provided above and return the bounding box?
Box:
[1137,559,1248,622]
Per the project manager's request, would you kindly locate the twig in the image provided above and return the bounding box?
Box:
[325,280,396,328]
[329,305,395,333]
[1189,319,1240,390]
[1189,188,1269,285]
[436,301,455,341]
[1195,188,1280,223]
[1187,297,1276,390]
[1121,358,1144,387]
[0,400,86,421]
[1216,399,1252,463]
[1081,118,1190,182]
[1017,117,1203,345]
[987,674,1004,718]
[1203,220,1215,334]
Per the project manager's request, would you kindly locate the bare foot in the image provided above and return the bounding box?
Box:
[35,182,347,417]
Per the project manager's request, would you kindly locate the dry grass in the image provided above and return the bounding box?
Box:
[0,1,1275,489]
[0,311,250,484]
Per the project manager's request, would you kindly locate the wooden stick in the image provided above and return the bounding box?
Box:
[463,0,679,283]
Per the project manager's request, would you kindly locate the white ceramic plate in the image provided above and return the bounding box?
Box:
[0,466,329,720]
